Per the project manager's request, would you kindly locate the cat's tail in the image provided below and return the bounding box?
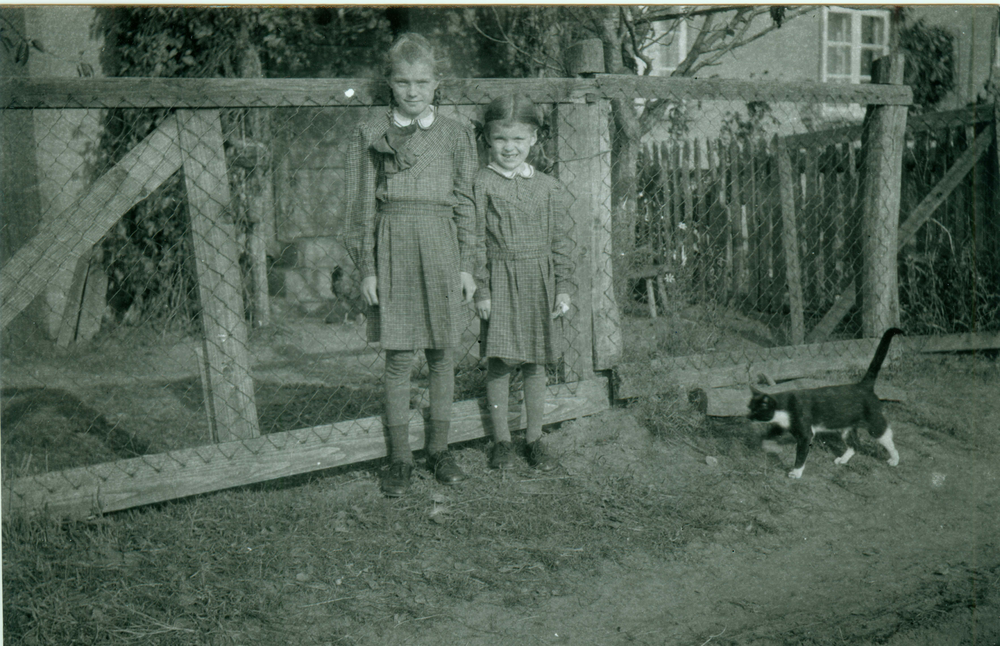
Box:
[861,327,905,387]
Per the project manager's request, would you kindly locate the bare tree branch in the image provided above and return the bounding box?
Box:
[683,6,816,76]
[637,5,771,25]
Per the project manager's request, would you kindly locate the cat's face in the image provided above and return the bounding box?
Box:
[747,392,777,422]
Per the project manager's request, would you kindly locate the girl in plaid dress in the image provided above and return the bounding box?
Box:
[474,95,574,471]
[345,33,478,497]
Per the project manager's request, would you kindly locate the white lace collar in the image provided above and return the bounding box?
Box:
[488,162,535,179]
[392,106,436,129]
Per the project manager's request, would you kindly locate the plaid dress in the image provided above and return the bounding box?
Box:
[473,166,574,364]
[344,110,478,350]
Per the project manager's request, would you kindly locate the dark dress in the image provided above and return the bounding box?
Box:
[344,110,478,350]
[473,166,574,364]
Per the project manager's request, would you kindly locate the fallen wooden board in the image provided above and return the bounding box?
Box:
[614,332,997,400]
[900,331,1000,354]
[2,378,610,521]
[707,378,909,417]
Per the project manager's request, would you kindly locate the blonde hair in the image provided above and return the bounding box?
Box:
[384,32,443,78]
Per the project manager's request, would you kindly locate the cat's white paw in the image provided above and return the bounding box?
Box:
[887,453,899,467]
[834,448,855,465]
[761,440,781,454]
[787,467,804,479]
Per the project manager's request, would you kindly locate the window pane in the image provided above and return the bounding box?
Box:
[861,48,880,76]
[827,13,851,43]
[827,45,850,76]
[861,16,885,45]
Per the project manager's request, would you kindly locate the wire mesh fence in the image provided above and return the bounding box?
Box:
[2,74,996,517]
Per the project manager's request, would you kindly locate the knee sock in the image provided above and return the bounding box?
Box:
[523,363,547,445]
[486,358,514,443]
[384,350,415,463]
[424,348,454,454]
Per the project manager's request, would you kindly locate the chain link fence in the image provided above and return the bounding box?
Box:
[3,74,996,517]
[0,78,607,517]
[611,80,998,379]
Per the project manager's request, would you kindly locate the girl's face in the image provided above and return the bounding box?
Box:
[487,123,537,172]
[389,60,439,120]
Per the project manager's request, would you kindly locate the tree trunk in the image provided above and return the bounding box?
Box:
[598,9,641,302]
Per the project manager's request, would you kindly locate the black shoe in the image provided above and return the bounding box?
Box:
[427,451,466,485]
[381,461,413,497]
[526,440,559,472]
[489,441,517,469]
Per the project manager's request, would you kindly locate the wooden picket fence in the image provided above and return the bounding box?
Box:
[636,102,999,344]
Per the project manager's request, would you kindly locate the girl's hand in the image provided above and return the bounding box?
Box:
[460,272,477,304]
[361,276,378,307]
[551,293,571,319]
[476,299,491,321]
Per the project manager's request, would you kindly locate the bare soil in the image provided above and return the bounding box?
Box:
[2,332,998,645]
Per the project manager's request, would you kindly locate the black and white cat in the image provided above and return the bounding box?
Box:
[747,328,904,479]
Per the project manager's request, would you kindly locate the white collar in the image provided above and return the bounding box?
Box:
[488,162,535,179]
[393,106,435,129]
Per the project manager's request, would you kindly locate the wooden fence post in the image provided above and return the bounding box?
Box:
[557,98,622,378]
[556,100,596,381]
[178,109,260,442]
[776,136,805,345]
[859,54,907,337]
[591,99,622,371]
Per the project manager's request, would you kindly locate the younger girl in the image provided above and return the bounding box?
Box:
[473,95,574,471]
[345,33,478,496]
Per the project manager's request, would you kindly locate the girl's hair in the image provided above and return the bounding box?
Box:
[384,32,443,78]
[482,94,543,137]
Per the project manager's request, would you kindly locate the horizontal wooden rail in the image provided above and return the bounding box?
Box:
[3,75,912,110]
[594,74,912,106]
[783,103,993,149]
[2,378,611,521]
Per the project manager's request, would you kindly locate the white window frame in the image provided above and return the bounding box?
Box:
[820,6,890,84]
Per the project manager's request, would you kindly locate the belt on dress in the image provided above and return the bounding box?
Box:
[377,201,454,219]
[487,246,548,261]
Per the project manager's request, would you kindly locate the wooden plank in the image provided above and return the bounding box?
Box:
[614,331,1000,402]
[681,140,695,273]
[55,248,95,347]
[1,378,611,520]
[896,124,994,248]
[594,75,912,106]
[591,99,622,371]
[805,281,856,344]
[556,102,597,381]
[901,331,1000,353]
[708,380,908,417]
[729,139,747,301]
[782,104,994,150]
[2,76,914,111]
[615,336,900,396]
[177,109,260,442]
[776,137,805,345]
[859,55,907,337]
[1,115,183,330]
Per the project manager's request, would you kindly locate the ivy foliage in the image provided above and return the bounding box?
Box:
[898,17,956,111]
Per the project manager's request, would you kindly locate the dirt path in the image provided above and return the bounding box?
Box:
[367,358,1000,646]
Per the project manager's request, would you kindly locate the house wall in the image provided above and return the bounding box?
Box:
[702,5,997,108]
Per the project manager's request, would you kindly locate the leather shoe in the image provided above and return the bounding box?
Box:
[381,461,412,497]
[427,451,465,485]
[526,440,559,472]
[489,441,517,469]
